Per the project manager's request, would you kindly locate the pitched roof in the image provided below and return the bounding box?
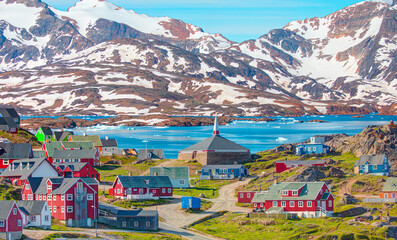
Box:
[27,177,97,195]
[70,135,102,147]
[355,154,387,166]
[116,209,158,217]
[0,117,17,128]
[0,158,56,180]
[382,177,397,192]
[101,139,118,147]
[0,108,19,119]
[252,182,326,202]
[43,142,63,157]
[137,149,164,160]
[33,150,46,158]
[202,164,244,170]
[149,167,189,179]
[0,143,32,159]
[39,127,53,136]
[44,142,94,157]
[0,201,16,220]
[117,176,172,188]
[54,162,89,172]
[16,201,46,215]
[53,131,74,141]
[180,135,249,152]
[52,149,96,159]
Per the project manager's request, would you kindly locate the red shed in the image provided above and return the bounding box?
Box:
[0,201,23,240]
[238,191,266,203]
[54,162,100,181]
[275,160,329,173]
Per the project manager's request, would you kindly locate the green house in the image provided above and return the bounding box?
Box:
[36,127,53,142]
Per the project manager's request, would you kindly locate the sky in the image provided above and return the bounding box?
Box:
[42,0,365,42]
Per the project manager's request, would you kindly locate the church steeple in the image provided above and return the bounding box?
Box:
[213,116,219,135]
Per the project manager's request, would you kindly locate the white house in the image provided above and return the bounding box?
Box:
[17,201,51,229]
[149,167,189,188]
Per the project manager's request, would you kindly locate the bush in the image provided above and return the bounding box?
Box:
[341,233,354,240]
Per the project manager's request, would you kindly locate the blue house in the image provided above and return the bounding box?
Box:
[182,197,201,210]
[354,154,389,176]
[200,164,248,180]
[296,136,330,155]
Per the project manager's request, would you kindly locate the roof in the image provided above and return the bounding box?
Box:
[52,149,96,159]
[149,167,189,180]
[54,162,90,172]
[252,182,326,202]
[39,127,53,136]
[0,158,56,180]
[355,154,387,166]
[53,131,74,141]
[276,160,328,165]
[0,108,19,119]
[382,177,397,192]
[0,201,16,220]
[16,201,46,215]
[0,143,32,159]
[181,135,249,152]
[116,210,158,217]
[0,117,17,128]
[117,176,172,188]
[101,139,118,147]
[44,142,94,157]
[202,164,245,170]
[137,149,164,160]
[27,177,97,195]
[32,150,46,158]
[266,207,284,213]
[70,135,102,147]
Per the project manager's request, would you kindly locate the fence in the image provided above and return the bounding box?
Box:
[248,212,297,219]
[363,198,397,203]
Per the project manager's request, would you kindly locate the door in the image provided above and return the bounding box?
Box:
[189,198,192,208]
[128,188,132,195]
[364,164,369,173]
[321,201,326,210]
[87,218,92,227]
[139,188,143,195]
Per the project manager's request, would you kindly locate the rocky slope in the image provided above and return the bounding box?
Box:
[0,0,396,116]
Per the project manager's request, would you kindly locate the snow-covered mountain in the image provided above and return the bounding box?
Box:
[0,0,395,116]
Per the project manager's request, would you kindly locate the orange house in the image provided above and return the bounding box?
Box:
[380,177,397,199]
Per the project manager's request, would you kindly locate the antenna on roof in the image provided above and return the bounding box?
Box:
[213,116,219,135]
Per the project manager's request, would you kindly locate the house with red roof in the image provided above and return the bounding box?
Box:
[54,162,100,181]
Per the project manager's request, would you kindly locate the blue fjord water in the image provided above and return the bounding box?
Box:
[52,114,397,159]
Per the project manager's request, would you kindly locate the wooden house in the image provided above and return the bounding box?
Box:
[54,162,100,181]
[252,181,334,218]
[52,131,74,142]
[0,117,18,134]
[69,135,102,153]
[380,177,397,199]
[0,143,33,172]
[200,164,248,180]
[238,191,263,203]
[115,210,158,231]
[276,160,330,173]
[178,117,251,165]
[181,197,201,210]
[109,176,173,200]
[149,166,189,188]
[354,154,389,176]
[296,137,330,156]
[137,149,164,161]
[21,177,98,227]
[0,158,60,185]
[0,109,20,127]
[51,149,100,166]
[43,141,94,159]
[17,201,51,229]
[101,137,124,156]
[0,201,23,240]
[35,127,53,142]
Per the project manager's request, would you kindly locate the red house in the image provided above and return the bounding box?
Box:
[109,176,173,200]
[0,201,23,240]
[275,160,329,173]
[51,149,100,167]
[54,162,100,181]
[0,158,60,185]
[0,143,33,171]
[252,181,334,218]
[21,177,99,227]
[238,191,265,203]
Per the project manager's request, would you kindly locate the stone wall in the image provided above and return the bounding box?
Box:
[177,152,194,161]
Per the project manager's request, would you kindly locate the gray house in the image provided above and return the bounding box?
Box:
[116,210,158,231]
[137,149,164,161]
[17,200,51,229]
[149,167,189,188]
[101,138,124,156]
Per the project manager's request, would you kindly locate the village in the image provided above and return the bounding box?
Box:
[0,108,397,240]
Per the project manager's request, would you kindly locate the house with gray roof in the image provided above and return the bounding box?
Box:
[110,176,173,200]
[17,201,51,229]
[51,148,100,166]
[0,143,33,172]
[0,108,20,126]
[149,167,189,188]
[115,210,158,230]
[101,137,124,156]
[251,181,334,218]
[0,200,23,240]
[137,149,164,161]
[35,127,53,142]
[379,177,397,199]
[0,117,18,134]
[178,117,251,165]
[52,131,74,142]
[200,164,248,180]
[354,154,389,176]
[0,158,59,186]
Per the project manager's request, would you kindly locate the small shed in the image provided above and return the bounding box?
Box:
[181,197,201,210]
[137,149,165,161]
[116,210,158,231]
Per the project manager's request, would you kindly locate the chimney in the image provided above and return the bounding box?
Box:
[20,163,22,170]
[213,116,220,135]
[105,136,108,140]
[83,132,86,136]
[274,179,278,185]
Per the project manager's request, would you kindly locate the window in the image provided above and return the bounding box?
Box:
[67,206,73,213]
[308,147,311,151]
[13,208,17,215]
[292,190,298,196]
[179,180,185,185]
[281,201,286,207]
[117,189,120,194]
[61,195,65,201]
[247,193,250,198]
[61,206,65,213]
[240,193,244,198]
[153,190,156,193]
[260,203,263,208]
[133,189,137,192]
[53,195,56,201]
[373,165,377,170]
[134,221,138,227]
[313,147,317,151]
[22,195,25,200]
[87,194,93,200]
[48,194,52,200]
[168,188,171,193]
[25,184,30,190]
[273,201,277,207]
[3,160,8,165]
[328,200,332,208]
[290,201,295,207]
[122,221,126,227]
[254,203,257,208]
[67,194,72,201]
[17,220,21,227]
[385,193,389,198]
[43,195,46,200]
[45,216,49,222]
[307,201,312,207]
[39,195,42,200]
[47,185,52,190]
[282,190,288,195]
[393,193,396,198]
[0,221,4,227]
[53,207,56,213]
[146,221,150,227]
[31,216,36,222]
[298,201,303,207]
[45,206,47,211]
[162,188,165,193]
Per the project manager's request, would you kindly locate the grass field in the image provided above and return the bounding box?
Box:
[174,179,236,199]
[0,129,42,148]
[110,199,169,209]
[191,212,390,240]
[42,233,90,240]
[104,232,183,240]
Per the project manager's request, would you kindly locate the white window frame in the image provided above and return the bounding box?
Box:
[122,221,127,227]
[31,216,36,222]
[47,185,52,190]
[162,188,165,193]
[179,179,185,185]
[67,194,73,201]
[0,220,4,227]
[3,160,8,165]
[298,201,303,207]
[273,201,277,207]
[17,220,21,227]
[168,188,171,193]
[53,195,56,201]
[282,190,288,195]
[281,201,286,207]
[45,216,49,222]
[393,193,396,198]
[292,190,298,196]
[67,206,73,213]
[240,193,244,198]
[289,201,295,207]
[87,194,93,200]
[247,193,250,198]
[61,195,65,201]
[385,193,389,198]
[39,195,42,200]
[22,195,25,200]
[328,200,332,208]
[53,207,56,213]
[307,201,312,207]
[61,206,65,213]
[13,208,17,215]
[48,194,52,200]
[260,203,263,208]
[254,203,257,208]
[313,147,317,151]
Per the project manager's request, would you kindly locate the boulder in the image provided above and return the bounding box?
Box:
[341,193,359,205]
[355,215,373,222]
[327,167,345,178]
[371,221,388,227]
[337,207,367,217]
[199,193,206,198]
[285,166,326,182]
